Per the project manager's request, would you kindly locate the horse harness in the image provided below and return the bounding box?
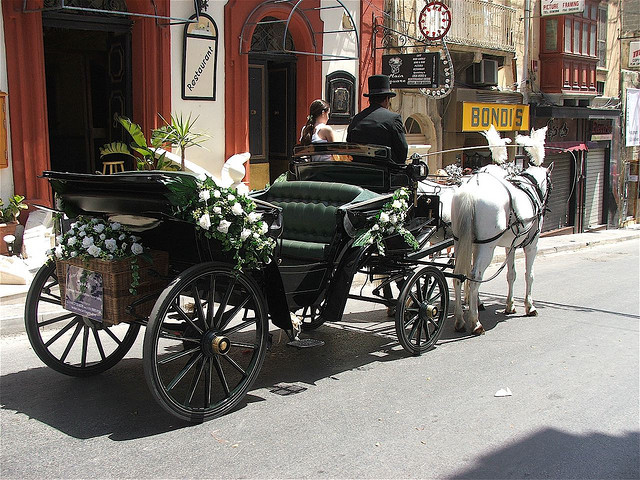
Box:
[453,168,551,249]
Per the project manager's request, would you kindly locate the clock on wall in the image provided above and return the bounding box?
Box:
[418,1,452,41]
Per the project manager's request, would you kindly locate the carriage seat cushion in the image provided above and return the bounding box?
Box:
[260,181,378,261]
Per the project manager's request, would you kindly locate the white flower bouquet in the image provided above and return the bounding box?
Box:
[164,174,276,271]
[353,188,419,255]
[50,217,148,294]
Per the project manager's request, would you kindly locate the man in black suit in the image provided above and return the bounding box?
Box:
[347,74,408,164]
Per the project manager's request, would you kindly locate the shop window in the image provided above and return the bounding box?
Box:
[596,81,604,96]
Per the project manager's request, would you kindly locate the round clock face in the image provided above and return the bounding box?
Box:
[418,1,452,41]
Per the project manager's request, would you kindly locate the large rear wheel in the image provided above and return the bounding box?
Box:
[395,267,449,355]
[25,262,140,376]
[143,262,269,422]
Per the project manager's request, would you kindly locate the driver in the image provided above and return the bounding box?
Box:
[347,74,408,164]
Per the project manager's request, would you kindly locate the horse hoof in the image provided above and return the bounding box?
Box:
[504,307,516,315]
[526,309,538,317]
[472,325,485,336]
[454,324,466,333]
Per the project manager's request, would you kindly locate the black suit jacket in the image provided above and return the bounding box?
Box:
[346,104,408,164]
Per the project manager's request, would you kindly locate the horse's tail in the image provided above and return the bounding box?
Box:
[452,188,475,278]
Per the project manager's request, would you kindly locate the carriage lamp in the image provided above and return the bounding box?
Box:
[3,234,15,255]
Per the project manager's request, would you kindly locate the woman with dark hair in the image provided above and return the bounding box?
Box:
[299,99,335,161]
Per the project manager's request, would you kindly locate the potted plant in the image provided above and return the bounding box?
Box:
[0,195,27,255]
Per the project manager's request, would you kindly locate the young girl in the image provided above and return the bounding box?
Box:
[299,99,335,161]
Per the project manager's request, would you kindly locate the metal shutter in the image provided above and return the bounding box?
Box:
[584,148,605,228]
[542,153,574,232]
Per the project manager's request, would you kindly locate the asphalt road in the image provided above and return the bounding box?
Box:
[1,239,638,479]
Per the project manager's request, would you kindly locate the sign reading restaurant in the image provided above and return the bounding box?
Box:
[541,0,585,16]
[461,102,530,132]
[382,53,439,89]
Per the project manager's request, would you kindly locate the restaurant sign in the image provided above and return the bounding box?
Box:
[382,53,439,89]
[461,102,529,132]
[182,13,219,101]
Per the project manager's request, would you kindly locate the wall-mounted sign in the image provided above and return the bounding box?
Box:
[326,71,356,125]
[461,102,529,132]
[630,41,640,68]
[182,13,218,101]
[382,53,439,89]
[626,88,640,147]
[541,0,585,17]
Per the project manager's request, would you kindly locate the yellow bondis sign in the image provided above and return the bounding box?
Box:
[461,102,529,132]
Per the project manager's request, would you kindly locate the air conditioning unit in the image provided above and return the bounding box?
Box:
[473,59,499,86]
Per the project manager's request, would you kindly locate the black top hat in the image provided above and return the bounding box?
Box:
[364,74,396,98]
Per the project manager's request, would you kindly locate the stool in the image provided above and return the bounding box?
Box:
[102,161,125,175]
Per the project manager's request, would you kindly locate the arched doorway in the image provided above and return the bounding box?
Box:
[43,13,133,173]
[248,17,297,188]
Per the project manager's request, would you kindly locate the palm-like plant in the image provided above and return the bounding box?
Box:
[152,113,209,171]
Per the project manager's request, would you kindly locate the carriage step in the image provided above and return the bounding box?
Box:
[287,338,325,349]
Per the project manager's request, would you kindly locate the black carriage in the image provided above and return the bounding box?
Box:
[25,143,452,422]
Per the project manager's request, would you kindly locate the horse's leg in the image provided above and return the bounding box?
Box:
[505,247,517,314]
[453,277,466,332]
[468,245,495,335]
[524,239,539,316]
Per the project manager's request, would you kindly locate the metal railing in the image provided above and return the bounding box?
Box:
[441,0,517,52]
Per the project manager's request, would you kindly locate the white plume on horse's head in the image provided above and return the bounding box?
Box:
[516,126,548,166]
[481,125,512,164]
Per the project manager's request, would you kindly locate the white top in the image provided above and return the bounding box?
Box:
[300,123,331,162]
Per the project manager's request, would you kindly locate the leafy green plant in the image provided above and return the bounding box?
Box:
[0,195,28,223]
[100,113,208,171]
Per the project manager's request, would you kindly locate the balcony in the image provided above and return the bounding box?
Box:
[441,0,516,52]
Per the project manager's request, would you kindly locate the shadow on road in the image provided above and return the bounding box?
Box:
[449,428,640,479]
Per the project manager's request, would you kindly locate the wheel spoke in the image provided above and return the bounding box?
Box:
[213,278,236,329]
[90,324,107,361]
[171,300,204,335]
[426,277,437,301]
[206,275,216,329]
[213,356,230,396]
[38,312,78,328]
[81,325,89,368]
[221,319,255,337]
[38,295,62,306]
[185,358,206,406]
[415,278,424,303]
[44,317,80,347]
[409,290,420,306]
[166,352,203,391]
[102,326,123,346]
[158,346,201,365]
[230,341,256,349]
[222,354,247,377]
[60,322,83,363]
[205,358,213,407]
[403,312,418,328]
[407,316,420,341]
[192,283,208,329]
[415,320,423,348]
[219,297,251,332]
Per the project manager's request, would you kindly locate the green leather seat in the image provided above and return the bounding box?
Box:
[260,181,378,261]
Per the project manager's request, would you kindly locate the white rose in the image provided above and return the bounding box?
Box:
[119,234,126,241]
[79,231,86,237]
[379,212,390,224]
[217,220,232,234]
[253,232,260,239]
[198,173,207,181]
[131,242,144,255]
[110,222,121,231]
[213,189,221,198]
[121,242,127,250]
[78,224,87,231]
[212,206,222,215]
[227,194,235,201]
[260,222,268,234]
[248,211,262,223]
[372,224,380,231]
[54,245,64,259]
[87,245,101,257]
[56,235,63,244]
[389,214,398,225]
[67,236,77,246]
[99,233,106,240]
[130,235,141,242]
[198,212,211,230]
[93,223,105,233]
[392,200,402,209]
[70,222,78,229]
[82,236,94,248]
[231,203,244,216]
[240,228,252,241]
[199,189,211,202]
[105,238,117,252]
[70,251,78,258]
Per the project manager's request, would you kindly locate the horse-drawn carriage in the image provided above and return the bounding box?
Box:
[25,137,551,422]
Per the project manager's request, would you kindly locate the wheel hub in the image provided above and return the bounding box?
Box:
[202,330,231,357]
[418,302,438,321]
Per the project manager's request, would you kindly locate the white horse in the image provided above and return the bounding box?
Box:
[450,127,552,335]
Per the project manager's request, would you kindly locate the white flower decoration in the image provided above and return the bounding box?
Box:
[105,238,117,252]
[217,220,231,234]
[213,190,221,198]
[260,222,268,234]
[93,223,105,233]
[110,222,121,231]
[248,211,262,223]
[67,236,77,246]
[213,206,222,215]
[240,228,252,241]
[82,236,94,248]
[379,212,390,224]
[199,189,211,202]
[131,243,144,255]
[199,212,211,230]
[231,203,244,216]
[87,245,101,257]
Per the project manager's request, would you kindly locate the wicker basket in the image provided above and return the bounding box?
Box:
[56,250,169,325]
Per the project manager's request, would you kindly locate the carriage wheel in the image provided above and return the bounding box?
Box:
[143,262,269,422]
[300,302,326,332]
[395,267,449,355]
[24,262,140,376]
